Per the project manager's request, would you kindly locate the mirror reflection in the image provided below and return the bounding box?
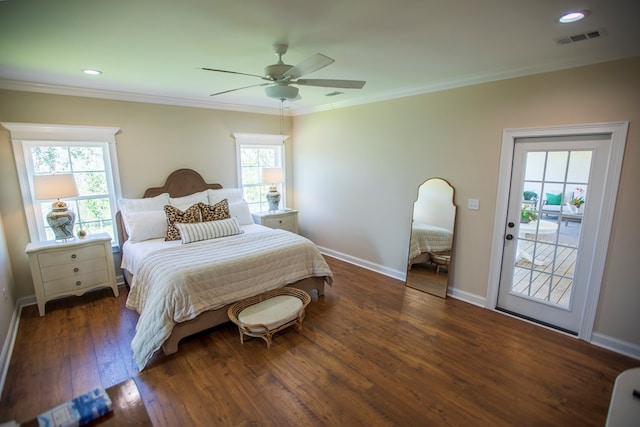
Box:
[406,178,456,298]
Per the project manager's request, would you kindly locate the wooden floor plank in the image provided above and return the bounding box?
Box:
[1,256,637,426]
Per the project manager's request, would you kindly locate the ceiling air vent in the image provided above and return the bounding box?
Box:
[556,29,602,45]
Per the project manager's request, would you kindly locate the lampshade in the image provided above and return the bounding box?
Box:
[33,174,79,241]
[261,168,284,184]
[261,168,284,212]
[34,174,79,200]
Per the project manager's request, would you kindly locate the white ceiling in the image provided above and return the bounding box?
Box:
[1,0,639,115]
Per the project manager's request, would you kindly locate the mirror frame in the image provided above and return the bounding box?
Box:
[405,177,456,298]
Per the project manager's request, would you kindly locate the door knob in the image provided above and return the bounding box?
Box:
[506,234,514,240]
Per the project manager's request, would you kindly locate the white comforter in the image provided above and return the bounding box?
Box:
[126,228,332,370]
[409,222,453,260]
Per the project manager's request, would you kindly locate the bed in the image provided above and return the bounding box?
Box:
[408,222,453,269]
[116,169,332,370]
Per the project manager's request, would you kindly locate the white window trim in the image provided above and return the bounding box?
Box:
[3,122,122,244]
[233,132,288,210]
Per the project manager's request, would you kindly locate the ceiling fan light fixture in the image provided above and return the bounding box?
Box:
[265,85,299,100]
[559,10,589,24]
[204,44,366,100]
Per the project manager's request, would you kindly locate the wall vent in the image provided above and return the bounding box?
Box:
[556,29,602,45]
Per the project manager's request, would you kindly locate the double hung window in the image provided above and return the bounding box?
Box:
[6,123,121,245]
[234,133,287,213]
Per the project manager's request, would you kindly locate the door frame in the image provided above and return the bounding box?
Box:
[486,121,628,340]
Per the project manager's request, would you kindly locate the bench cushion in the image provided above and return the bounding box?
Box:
[237,295,303,332]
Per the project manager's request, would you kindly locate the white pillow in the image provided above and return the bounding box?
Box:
[169,190,208,211]
[119,193,169,214]
[175,218,243,244]
[122,211,168,242]
[208,188,244,205]
[229,201,253,225]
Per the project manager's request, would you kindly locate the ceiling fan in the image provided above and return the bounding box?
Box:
[202,44,366,101]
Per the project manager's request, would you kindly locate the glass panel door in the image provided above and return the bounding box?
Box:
[497,134,609,334]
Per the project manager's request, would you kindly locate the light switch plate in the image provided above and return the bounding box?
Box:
[468,198,480,210]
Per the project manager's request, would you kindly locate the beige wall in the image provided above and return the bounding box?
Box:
[0,91,292,301]
[293,57,640,348]
[0,57,638,354]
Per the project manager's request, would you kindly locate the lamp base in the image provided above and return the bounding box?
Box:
[266,190,281,212]
[46,207,76,241]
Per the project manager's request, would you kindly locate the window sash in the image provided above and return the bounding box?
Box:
[27,142,115,241]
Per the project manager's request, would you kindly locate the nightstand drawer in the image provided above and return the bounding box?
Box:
[37,244,106,268]
[43,269,110,297]
[40,257,108,282]
[263,215,295,231]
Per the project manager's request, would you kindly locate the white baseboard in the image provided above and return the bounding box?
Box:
[318,246,406,282]
[591,332,640,360]
[319,246,489,307]
[0,306,18,396]
[451,293,640,361]
[0,287,128,397]
[0,296,30,397]
[447,287,487,307]
[318,248,640,361]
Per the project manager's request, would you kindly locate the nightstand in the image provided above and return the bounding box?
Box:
[252,210,299,234]
[25,233,119,316]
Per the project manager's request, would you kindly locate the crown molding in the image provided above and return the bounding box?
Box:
[0,79,283,115]
[294,52,639,115]
[1,51,636,117]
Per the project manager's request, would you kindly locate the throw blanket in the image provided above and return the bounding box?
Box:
[126,229,332,370]
[409,223,453,260]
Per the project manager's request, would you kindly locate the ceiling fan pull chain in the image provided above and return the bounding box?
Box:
[280,100,285,144]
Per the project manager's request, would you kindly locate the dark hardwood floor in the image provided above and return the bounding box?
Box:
[1,256,637,426]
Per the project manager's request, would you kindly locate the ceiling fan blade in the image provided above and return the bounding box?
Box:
[210,82,270,96]
[294,78,366,89]
[282,54,334,80]
[201,67,266,80]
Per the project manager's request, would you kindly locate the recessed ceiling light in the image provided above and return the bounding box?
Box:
[559,10,589,24]
[82,69,102,75]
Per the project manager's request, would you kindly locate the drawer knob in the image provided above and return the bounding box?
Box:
[279,220,282,224]
[71,254,77,259]
[73,267,79,273]
[76,281,82,286]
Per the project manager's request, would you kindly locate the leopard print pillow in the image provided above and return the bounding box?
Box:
[164,204,201,241]
[199,199,230,222]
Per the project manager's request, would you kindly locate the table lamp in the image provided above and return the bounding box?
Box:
[261,167,284,212]
[34,174,79,241]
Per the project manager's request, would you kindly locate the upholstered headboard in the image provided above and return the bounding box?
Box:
[143,168,222,198]
[116,169,223,250]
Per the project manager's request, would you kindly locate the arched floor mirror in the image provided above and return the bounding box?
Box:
[406,178,456,298]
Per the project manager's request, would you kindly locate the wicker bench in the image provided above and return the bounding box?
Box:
[227,287,311,348]
[430,252,451,273]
